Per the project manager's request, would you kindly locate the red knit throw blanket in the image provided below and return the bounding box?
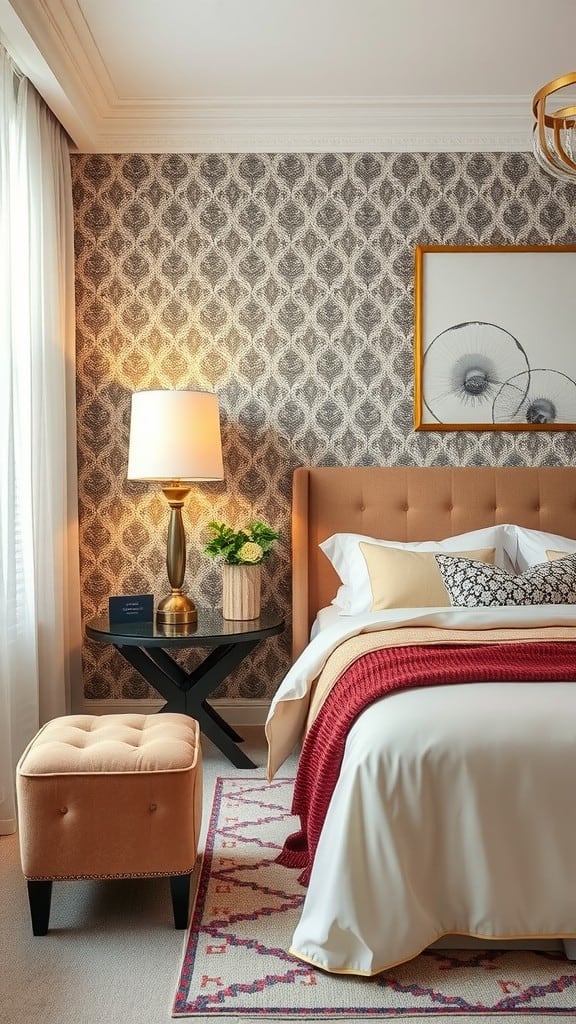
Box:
[276,640,576,885]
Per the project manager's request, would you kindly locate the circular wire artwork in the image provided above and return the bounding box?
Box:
[423,321,531,424]
[492,369,576,425]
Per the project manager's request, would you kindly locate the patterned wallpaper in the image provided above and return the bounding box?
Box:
[71,151,576,702]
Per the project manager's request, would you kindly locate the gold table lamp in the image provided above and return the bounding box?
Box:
[127,389,224,627]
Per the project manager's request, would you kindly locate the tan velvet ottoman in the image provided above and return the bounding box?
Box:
[16,713,202,935]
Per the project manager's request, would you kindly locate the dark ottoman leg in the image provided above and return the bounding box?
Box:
[27,880,53,936]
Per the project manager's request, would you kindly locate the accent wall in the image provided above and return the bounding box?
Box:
[71,151,576,702]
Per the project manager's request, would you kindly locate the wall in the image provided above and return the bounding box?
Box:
[71,151,576,702]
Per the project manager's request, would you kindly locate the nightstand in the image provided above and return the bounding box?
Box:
[86,609,284,769]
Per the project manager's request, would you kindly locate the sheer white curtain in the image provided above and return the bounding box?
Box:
[0,45,82,835]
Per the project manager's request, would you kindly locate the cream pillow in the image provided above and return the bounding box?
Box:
[359,543,496,611]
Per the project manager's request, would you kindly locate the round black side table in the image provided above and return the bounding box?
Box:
[86,609,284,769]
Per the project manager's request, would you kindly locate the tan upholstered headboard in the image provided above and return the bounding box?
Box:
[291,466,576,661]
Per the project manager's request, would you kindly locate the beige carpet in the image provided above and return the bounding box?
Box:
[1,726,574,1024]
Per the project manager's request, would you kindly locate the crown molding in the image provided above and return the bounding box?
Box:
[0,0,99,149]
[78,96,532,154]
[77,96,532,154]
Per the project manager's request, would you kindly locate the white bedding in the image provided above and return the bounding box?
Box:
[309,603,341,640]
[266,606,576,975]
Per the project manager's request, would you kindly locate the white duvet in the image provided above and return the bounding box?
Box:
[266,606,576,975]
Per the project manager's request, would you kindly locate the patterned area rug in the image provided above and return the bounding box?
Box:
[173,777,576,1019]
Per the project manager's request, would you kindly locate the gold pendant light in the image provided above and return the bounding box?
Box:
[532,72,576,181]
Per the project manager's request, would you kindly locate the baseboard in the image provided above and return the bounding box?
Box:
[81,697,270,727]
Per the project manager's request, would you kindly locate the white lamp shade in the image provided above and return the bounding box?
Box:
[127,390,224,481]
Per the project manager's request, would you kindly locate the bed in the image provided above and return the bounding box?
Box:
[266,466,576,976]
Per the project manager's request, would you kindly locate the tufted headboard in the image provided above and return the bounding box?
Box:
[291,466,576,660]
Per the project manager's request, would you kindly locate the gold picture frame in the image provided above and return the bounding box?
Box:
[414,244,576,431]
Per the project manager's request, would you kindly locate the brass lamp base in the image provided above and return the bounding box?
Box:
[156,591,198,627]
[156,483,197,630]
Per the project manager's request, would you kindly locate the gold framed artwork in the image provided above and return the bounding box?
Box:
[414,245,576,431]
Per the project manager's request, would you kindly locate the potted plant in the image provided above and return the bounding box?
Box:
[204,519,279,620]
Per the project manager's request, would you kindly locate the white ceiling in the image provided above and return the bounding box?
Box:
[1,0,576,152]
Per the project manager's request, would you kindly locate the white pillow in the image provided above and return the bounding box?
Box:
[511,526,576,573]
[321,526,510,615]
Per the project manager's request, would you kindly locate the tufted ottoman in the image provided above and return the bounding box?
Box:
[16,713,202,935]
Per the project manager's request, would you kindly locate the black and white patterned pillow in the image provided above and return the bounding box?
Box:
[435,553,576,607]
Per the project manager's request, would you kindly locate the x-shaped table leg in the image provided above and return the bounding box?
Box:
[114,640,261,769]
